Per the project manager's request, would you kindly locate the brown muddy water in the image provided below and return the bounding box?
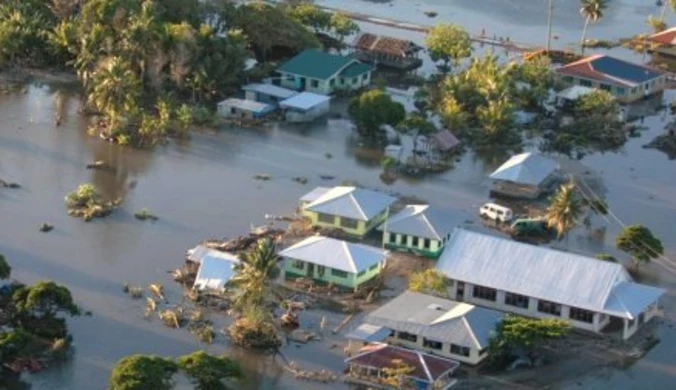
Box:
[2,6,676,389]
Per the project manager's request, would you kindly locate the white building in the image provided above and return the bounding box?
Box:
[279,92,331,123]
[216,98,274,120]
[349,291,504,365]
[489,152,559,199]
[188,245,240,292]
[435,229,664,340]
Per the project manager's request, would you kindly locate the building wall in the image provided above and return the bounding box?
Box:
[279,71,371,95]
[558,73,667,103]
[300,208,388,237]
[385,331,486,365]
[282,257,382,290]
[382,232,445,258]
[446,280,606,333]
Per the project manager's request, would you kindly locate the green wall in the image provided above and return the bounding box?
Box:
[301,208,388,237]
[283,257,383,290]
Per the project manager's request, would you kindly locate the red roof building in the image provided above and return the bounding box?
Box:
[648,27,676,58]
[352,33,423,70]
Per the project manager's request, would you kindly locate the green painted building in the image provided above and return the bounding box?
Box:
[277,49,372,95]
[378,205,456,258]
[278,236,388,291]
[299,186,396,238]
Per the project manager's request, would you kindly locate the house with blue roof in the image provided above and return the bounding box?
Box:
[556,54,666,103]
[277,49,372,95]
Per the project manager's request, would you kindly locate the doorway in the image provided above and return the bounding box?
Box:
[307,263,315,278]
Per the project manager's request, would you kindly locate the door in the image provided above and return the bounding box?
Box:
[299,77,306,91]
[306,263,315,278]
[456,282,465,301]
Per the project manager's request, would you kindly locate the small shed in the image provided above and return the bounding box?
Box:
[555,85,596,108]
[217,98,275,120]
[189,245,240,292]
[431,130,460,153]
[279,92,331,123]
[489,152,559,199]
[242,83,298,105]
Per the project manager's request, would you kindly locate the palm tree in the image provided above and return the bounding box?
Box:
[230,238,279,310]
[579,0,608,56]
[545,181,584,239]
[88,57,141,132]
[660,0,676,20]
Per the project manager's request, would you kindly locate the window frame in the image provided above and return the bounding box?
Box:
[330,268,348,278]
[537,300,562,316]
[397,331,417,343]
[340,217,359,229]
[422,338,443,350]
[450,343,471,357]
[504,292,530,309]
[317,213,335,224]
[569,306,595,323]
[472,285,497,302]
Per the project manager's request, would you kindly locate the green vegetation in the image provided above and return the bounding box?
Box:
[579,0,608,55]
[108,355,178,390]
[348,89,406,140]
[488,315,570,365]
[177,351,243,390]
[424,23,472,71]
[595,253,618,262]
[65,183,120,221]
[0,253,11,279]
[408,269,449,297]
[545,181,584,239]
[616,224,664,271]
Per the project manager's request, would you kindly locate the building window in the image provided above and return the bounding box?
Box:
[329,78,335,86]
[357,269,366,276]
[340,217,359,229]
[311,79,319,88]
[317,265,326,277]
[472,285,497,302]
[412,236,419,247]
[423,338,442,350]
[537,300,562,316]
[331,269,348,278]
[600,83,611,91]
[362,73,368,81]
[340,77,345,85]
[569,307,594,323]
[631,87,638,94]
[504,292,529,309]
[389,232,397,243]
[397,331,417,342]
[579,79,592,87]
[615,86,626,95]
[317,213,334,224]
[562,76,573,83]
[292,260,304,270]
[352,77,358,85]
[450,344,470,357]
[423,238,431,249]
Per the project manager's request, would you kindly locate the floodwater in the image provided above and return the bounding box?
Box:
[1,4,676,390]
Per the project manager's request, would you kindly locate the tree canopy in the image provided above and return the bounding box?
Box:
[348,89,406,139]
[108,355,178,390]
[488,315,570,363]
[12,281,80,318]
[176,351,243,390]
[545,181,584,238]
[0,254,11,279]
[425,23,472,70]
[408,269,449,297]
[616,224,664,269]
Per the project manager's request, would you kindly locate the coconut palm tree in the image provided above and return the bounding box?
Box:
[545,181,584,239]
[231,238,279,310]
[660,0,676,20]
[579,0,608,56]
[88,57,141,132]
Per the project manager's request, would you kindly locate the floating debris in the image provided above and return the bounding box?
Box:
[159,308,184,329]
[123,283,144,299]
[85,160,114,171]
[423,10,438,18]
[148,284,166,302]
[145,297,157,316]
[324,152,333,159]
[285,362,338,383]
[292,177,308,184]
[39,223,54,233]
[0,179,21,188]
[134,208,159,221]
[319,175,335,180]
[254,173,272,181]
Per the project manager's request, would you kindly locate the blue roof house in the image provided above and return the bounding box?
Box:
[277,49,372,95]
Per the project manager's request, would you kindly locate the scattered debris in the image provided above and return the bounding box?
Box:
[292,176,308,184]
[285,362,338,383]
[254,173,272,181]
[319,175,335,180]
[324,152,333,159]
[148,284,167,302]
[159,308,185,329]
[644,134,676,159]
[423,11,438,18]
[332,314,354,335]
[0,179,21,188]
[85,161,114,171]
[39,223,54,233]
[289,329,316,343]
[134,208,159,221]
[123,283,144,299]
[145,298,157,316]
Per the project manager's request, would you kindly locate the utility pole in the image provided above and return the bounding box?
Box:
[546,0,554,52]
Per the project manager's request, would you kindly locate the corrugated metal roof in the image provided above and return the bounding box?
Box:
[305,186,396,221]
[363,291,503,349]
[603,281,665,320]
[217,98,272,113]
[432,130,460,151]
[241,83,298,99]
[280,92,331,111]
[489,152,558,186]
[278,236,387,273]
[278,49,353,80]
[649,27,676,45]
[345,324,391,342]
[436,229,641,316]
[191,246,240,291]
[556,54,663,87]
[345,344,460,382]
[299,187,331,203]
[377,205,457,240]
[557,85,597,101]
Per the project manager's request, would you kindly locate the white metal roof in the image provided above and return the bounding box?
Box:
[217,98,272,113]
[345,324,392,342]
[242,83,298,99]
[280,92,331,111]
[191,246,240,291]
[305,186,396,221]
[362,291,503,349]
[489,152,559,186]
[278,236,387,273]
[556,85,597,101]
[603,281,665,320]
[299,187,331,203]
[377,205,457,240]
[436,229,663,319]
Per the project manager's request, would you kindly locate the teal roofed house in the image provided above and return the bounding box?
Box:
[277,49,372,95]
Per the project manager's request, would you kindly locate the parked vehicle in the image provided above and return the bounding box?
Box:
[479,203,513,223]
[510,218,549,237]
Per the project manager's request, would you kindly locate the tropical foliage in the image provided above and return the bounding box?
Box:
[408,269,449,297]
[579,0,608,55]
[545,181,584,238]
[348,89,406,140]
[616,224,664,270]
[425,23,472,71]
[0,254,11,279]
[488,315,570,364]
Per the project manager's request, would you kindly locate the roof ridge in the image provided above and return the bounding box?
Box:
[343,241,357,273]
[461,316,483,350]
[349,190,369,220]
[418,350,434,383]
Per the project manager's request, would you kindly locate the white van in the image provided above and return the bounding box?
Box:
[479,203,513,223]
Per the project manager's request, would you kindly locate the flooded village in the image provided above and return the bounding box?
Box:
[1,0,676,389]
